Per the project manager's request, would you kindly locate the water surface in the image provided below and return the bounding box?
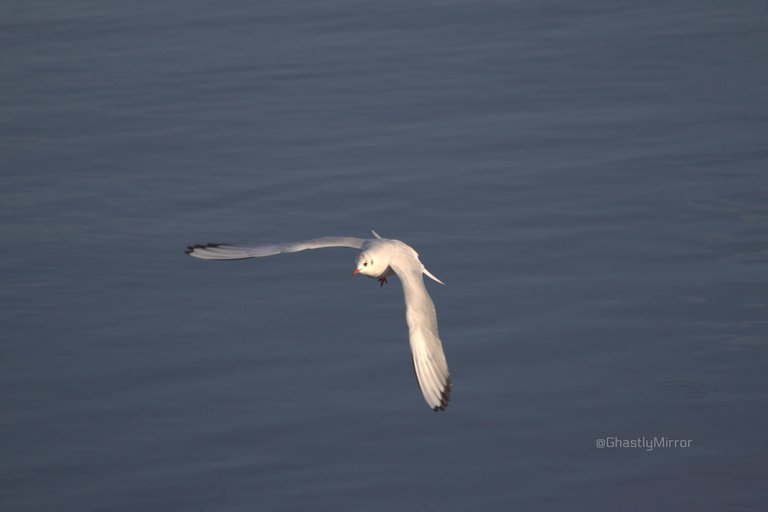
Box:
[2,1,767,510]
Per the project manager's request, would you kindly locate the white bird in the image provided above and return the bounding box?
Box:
[185,230,451,411]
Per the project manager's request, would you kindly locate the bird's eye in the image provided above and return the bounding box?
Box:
[363,262,368,267]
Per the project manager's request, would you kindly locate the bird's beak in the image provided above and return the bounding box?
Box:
[352,268,360,275]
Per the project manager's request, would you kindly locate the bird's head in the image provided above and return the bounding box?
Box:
[353,251,386,278]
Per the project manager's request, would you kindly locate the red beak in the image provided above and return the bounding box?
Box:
[352,268,360,275]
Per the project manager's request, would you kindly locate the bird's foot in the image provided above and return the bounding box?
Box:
[378,277,388,287]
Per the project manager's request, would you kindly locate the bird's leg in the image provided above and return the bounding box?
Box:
[378,276,388,287]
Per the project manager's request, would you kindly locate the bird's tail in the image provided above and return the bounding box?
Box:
[423,266,445,285]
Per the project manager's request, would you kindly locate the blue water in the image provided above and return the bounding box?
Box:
[2,1,767,510]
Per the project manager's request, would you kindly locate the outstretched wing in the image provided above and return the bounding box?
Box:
[185,237,366,260]
[389,254,451,411]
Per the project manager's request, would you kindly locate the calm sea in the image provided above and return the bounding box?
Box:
[2,1,767,510]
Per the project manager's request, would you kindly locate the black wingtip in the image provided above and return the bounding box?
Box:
[432,376,452,412]
[185,243,221,256]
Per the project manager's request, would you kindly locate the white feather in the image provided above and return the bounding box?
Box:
[185,237,365,259]
[389,254,451,411]
[186,232,451,411]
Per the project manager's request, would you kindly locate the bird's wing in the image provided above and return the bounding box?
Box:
[185,237,366,260]
[389,254,451,411]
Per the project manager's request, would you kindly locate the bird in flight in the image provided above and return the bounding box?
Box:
[185,230,451,411]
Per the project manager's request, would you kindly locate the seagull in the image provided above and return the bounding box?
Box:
[185,230,451,411]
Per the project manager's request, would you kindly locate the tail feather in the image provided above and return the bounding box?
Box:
[423,266,444,285]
